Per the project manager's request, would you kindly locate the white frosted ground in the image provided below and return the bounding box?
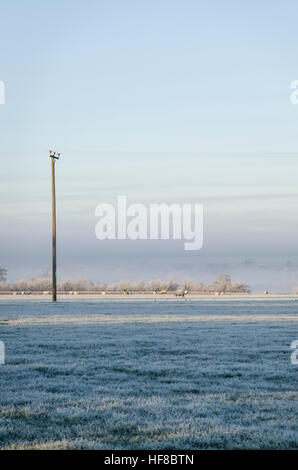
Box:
[1,314,297,326]
[0,299,297,449]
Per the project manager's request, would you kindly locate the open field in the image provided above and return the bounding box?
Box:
[1,293,298,301]
[0,299,297,449]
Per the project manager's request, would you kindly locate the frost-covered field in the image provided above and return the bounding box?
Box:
[0,299,297,449]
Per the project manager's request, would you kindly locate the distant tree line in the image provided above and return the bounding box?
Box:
[0,270,250,294]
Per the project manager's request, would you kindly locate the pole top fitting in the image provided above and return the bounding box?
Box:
[49,150,61,159]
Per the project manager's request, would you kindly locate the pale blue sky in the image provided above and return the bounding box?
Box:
[1,1,298,291]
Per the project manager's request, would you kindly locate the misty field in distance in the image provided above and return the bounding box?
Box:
[0,299,297,449]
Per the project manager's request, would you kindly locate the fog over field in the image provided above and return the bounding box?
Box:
[2,152,298,293]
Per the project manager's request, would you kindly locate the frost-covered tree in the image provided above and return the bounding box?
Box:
[94,282,108,292]
[72,278,93,291]
[30,277,51,291]
[0,281,9,291]
[208,274,249,294]
[148,279,163,292]
[119,281,133,292]
[58,279,74,292]
[180,279,193,292]
[134,281,146,292]
[14,279,28,291]
[166,278,179,291]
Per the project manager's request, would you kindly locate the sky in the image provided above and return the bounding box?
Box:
[1,0,298,292]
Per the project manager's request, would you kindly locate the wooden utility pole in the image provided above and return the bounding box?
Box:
[50,151,60,302]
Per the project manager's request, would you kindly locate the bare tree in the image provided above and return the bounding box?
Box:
[209,274,231,293]
[229,281,250,293]
[0,267,7,282]
[119,281,133,292]
[58,279,74,292]
[208,274,249,294]
[14,279,29,292]
[166,278,179,291]
[0,281,9,291]
[94,282,107,292]
[148,279,163,292]
[130,280,146,292]
[180,279,193,292]
[72,278,93,291]
[30,277,51,291]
